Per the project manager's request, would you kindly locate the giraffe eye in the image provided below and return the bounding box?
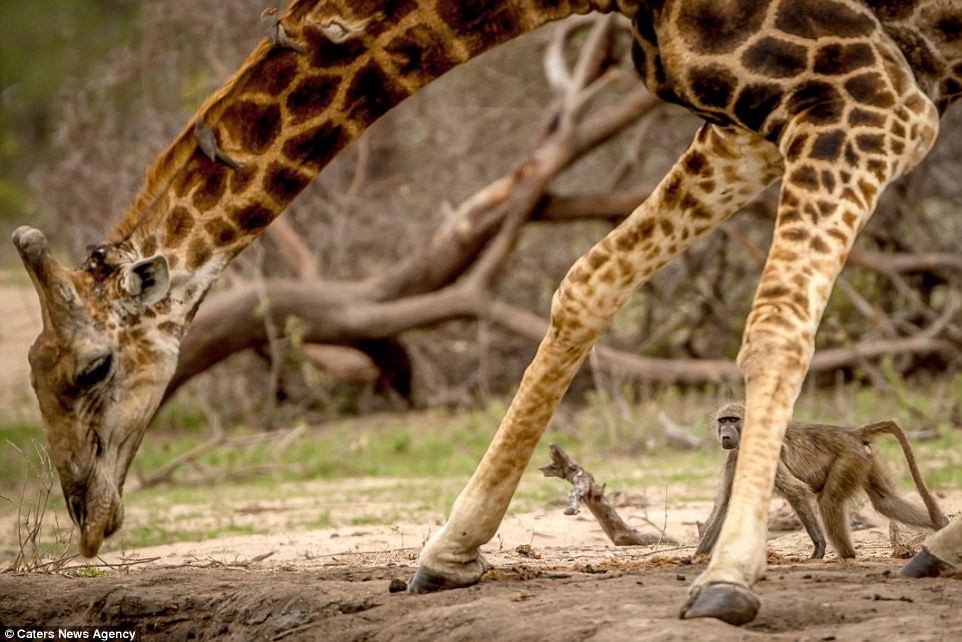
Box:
[76,354,113,388]
[92,431,104,458]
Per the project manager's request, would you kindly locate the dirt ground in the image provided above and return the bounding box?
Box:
[3,277,961,640]
[2,497,962,641]
[3,553,962,642]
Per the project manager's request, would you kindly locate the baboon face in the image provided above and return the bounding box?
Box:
[714,402,744,450]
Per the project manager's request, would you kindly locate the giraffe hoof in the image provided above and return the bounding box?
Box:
[900,546,953,578]
[408,565,479,594]
[680,583,760,626]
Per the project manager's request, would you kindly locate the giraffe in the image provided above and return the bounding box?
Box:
[11,0,962,626]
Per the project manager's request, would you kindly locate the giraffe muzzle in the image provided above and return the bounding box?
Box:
[63,477,125,558]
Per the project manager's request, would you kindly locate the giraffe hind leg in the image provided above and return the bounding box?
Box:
[411,125,782,593]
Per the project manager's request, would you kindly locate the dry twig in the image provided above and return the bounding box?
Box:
[540,444,677,546]
[0,441,75,573]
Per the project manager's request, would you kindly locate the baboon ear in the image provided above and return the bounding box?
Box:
[122,255,170,306]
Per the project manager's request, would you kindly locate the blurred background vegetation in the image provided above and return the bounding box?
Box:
[0,0,138,232]
[1,0,960,459]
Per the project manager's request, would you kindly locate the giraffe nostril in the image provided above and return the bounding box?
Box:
[67,495,87,529]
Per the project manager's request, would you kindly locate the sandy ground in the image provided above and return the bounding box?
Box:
[2,491,961,641]
[0,277,41,423]
[88,488,951,572]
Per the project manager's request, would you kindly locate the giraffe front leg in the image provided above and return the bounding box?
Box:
[682,87,939,625]
[411,125,783,593]
[901,517,962,578]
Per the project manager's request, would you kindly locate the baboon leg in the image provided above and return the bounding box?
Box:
[817,467,857,559]
[696,452,737,557]
[865,464,941,529]
[775,463,826,559]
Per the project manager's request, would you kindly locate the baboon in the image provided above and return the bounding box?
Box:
[695,403,946,559]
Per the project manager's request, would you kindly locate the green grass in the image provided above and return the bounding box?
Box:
[0,424,48,489]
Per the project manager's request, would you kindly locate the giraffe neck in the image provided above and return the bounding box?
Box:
[108,0,637,330]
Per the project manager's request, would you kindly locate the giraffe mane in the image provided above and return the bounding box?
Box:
[109,42,275,244]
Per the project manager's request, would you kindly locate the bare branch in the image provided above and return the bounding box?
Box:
[849,249,962,275]
[543,16,596,95]
[532,189,649,222]
[658,412,702,450]
[264,216,319,280]
[540,444,677,546]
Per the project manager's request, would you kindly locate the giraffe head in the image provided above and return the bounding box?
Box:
[13,226,179,557]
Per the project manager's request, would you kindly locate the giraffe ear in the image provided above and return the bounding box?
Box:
[122,255,170,306]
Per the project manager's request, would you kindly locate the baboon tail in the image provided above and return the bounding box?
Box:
[859,420,946,529]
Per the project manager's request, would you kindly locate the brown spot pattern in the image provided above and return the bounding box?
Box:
[688,65,738,110]
[165,206,193,248]
[172,157,204,198]
[684,151,710,176]
[234,203,275,232]
[848,107,886,127]
[732,83,783,132]
[283,122,348,171]
[221,102,282,154]
[844,72,896,108]
[286,75,341,125]
[787,82,845,124]
[191,165,229,213]
[742,36,809,78]
[244,54,299,96]
[264,163,311,204]
[820,170,836,193]
[809,130,846,160]
[385,25,460,83]
[855,133,885,154]
[344,61,411,125]
[436,1,526,55]
[305,28,366,68]
[229,165,257,195]
[678,0,767,55]
[140,236,157,257]
[789,165,819,191]
[187,237,212,270]
[775,0,875,39]
[204,218,237,247]
[786,135,808,162]
[813,42,875,75]
[810,235,830,253]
